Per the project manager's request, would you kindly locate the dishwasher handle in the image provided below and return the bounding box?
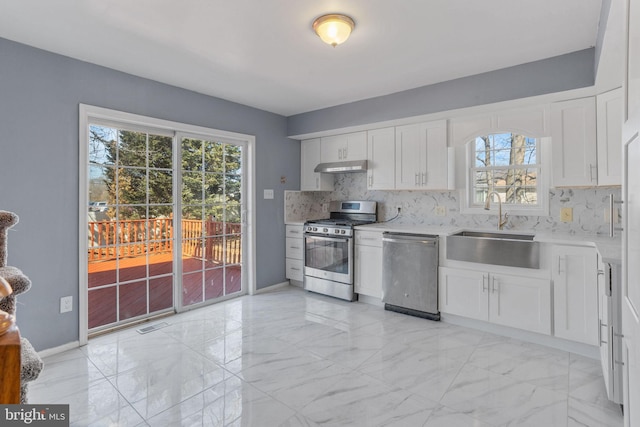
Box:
[382,233,438,245]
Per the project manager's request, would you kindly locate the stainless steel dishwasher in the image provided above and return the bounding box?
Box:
[382,232,439,320]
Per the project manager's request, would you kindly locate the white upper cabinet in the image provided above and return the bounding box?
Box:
[300,138,333,191]
[320,131,367,163]
[395,120,449,190]
[550,97,598,187]
[596,88,623,186]
[367,127,396,190]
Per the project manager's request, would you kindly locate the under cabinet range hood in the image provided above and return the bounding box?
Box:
[314,160,368,173]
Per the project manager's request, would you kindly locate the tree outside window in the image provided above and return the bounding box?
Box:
[470,133,540,208]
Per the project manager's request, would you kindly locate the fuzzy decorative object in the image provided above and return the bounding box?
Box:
[0,211,18,268]
[0,267,31,316]
[0,210,43,403]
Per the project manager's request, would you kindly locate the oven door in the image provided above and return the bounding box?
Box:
[304,234,352,284]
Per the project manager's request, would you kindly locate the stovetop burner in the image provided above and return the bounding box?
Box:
[305,218,374,227]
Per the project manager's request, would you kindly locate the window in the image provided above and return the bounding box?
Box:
[465,132,548,215]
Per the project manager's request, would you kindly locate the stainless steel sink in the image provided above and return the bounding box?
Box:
[446,230,540,269]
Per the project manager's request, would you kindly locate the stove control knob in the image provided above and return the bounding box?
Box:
[323,228,329,233]
[341,230,346,234]
[335,229,340,234]
[313,227,318,232]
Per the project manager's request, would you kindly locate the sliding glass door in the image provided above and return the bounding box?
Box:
[85,122,246,333]
[87,124,175,330]
[179,136,244,307]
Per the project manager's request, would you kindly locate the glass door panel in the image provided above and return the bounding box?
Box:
[87,125,174,332]
[180,137,244,307]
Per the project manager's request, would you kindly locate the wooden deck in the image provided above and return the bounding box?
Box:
[88,253,241,329]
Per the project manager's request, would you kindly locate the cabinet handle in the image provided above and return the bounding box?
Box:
[368,175,373,187]
[599,320,608,344]
[290,267,301,271]
[590,164,597,182]
[339,148,343,160]
[482,275,488,292]
[289,230,300,235]
[344,147,348,159]
[422,172,426,185]
[491,277,498,294]
[415,173,420,185]
[557,256,564,275]
[290,246,301,250]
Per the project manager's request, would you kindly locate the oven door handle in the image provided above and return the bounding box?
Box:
[305,235,350,243]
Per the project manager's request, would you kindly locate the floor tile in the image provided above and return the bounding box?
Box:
[30,286,623,426]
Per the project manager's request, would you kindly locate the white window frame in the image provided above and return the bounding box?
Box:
[461,134,550,216]
[79,104,256,345]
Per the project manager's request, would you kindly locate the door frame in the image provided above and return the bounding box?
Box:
[78,104,256,345]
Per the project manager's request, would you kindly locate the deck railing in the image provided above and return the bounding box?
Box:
[88,218,242,264]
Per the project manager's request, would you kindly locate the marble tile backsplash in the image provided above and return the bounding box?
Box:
[285,173,622,236]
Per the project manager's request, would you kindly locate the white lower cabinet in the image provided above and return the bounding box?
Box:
[439,266,551,334]
[439,267,488,321]
[551,244,598,345]
[285,225,304,282]
[354,230,383,298]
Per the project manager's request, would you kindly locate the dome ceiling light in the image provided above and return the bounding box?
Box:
[312,14,355,47]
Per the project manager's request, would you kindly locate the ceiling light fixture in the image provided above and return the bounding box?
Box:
[313,14,355,47]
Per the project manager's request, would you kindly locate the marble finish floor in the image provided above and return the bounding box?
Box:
[31,286,623,426]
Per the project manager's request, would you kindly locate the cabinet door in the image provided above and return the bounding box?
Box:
[423,120,449,190]
[355,244,382,298]
[301,138,333,191]
[439,267,488,321]
[285,237,303,259]
[344,131,367,161]
[395,124,423,189]
[552,245,598,345]
[320,132,367,163]
[367,128,396,190]
[489,273,551,335]
[285,258,303,281]
[395,121,448,190]
[596,88,623,186]
[320,135,343,163]
[551,97,598,187]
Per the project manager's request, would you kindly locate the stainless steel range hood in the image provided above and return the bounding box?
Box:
[314,160,368,173]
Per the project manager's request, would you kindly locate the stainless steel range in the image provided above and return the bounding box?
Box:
[304,201,377,301]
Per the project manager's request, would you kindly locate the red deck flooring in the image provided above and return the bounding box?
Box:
[88,252,241,329]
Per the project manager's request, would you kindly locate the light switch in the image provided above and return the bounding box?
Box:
[560,207,573,222]
[263,189,274,199]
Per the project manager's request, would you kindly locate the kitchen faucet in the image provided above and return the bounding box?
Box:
[484,191,508,230]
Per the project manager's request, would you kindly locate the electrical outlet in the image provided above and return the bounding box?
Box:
[263,189,274,199]
[435,206,446,216]
[321,203,328,212]
[60,296,73,313]
[560,207,573,222]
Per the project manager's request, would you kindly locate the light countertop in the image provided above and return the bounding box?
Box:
[534,231,622,264]
[353,223,622,263]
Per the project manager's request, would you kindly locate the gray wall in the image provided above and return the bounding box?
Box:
[287,49,595,137]
[0,37,300,351]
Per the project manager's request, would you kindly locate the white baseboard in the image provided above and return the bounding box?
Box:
[38,341,81,358]
[441,314,600,359]
[254,281,291,294]
[357,294,384,307]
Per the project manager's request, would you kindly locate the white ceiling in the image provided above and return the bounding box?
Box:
[0,0,603,116]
